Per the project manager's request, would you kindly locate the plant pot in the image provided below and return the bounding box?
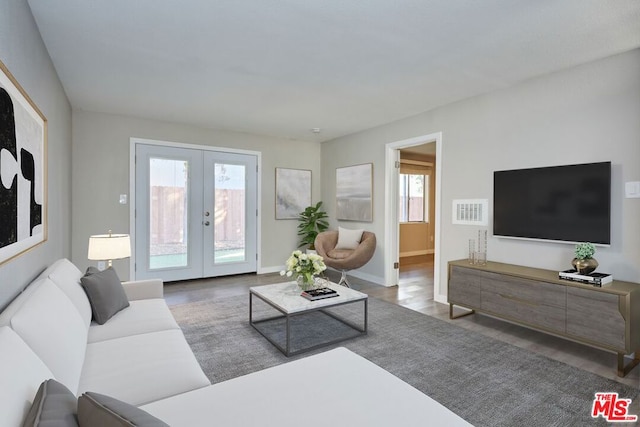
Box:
[571,257,598,275]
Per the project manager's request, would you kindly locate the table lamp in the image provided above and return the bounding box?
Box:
[88,230,131,269]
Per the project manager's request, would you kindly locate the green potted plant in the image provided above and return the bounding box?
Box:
[297,201,329,250]
[572,242,598,275]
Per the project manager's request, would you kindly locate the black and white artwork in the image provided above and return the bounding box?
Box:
[275,168,311,219]
[336,163,373,222]
[0,61,47,265]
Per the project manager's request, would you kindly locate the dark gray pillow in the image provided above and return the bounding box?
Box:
[85,266,101,276]
[23,379,79,427]
[78,392,169,427]
[80,267,129,325]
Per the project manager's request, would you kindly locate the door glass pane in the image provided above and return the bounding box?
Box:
[214,163,245,263]
[149,158,188,269]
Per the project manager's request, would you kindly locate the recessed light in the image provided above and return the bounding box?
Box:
[311,128,321,134]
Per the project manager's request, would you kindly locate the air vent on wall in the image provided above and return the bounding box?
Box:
[452,199,488,226]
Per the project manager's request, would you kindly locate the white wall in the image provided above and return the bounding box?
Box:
[321,49,640,299]
[0,1,72,309]
[71,110,321,279]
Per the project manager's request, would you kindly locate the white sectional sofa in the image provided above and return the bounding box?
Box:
[0,258,472,426]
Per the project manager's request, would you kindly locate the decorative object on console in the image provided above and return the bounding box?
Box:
[87,230,131,269]
[476,229,487,265]
[296,201,329,249]
[558,269,612,286]
[0,60,47,266]
[280,249,327,291]
[336,163,373,221]
[275,167,311,220]
[467,230,487,265]
[468,239,475,264]
[572,242,598,275]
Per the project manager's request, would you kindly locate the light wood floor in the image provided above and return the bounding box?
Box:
[165,258,640,396]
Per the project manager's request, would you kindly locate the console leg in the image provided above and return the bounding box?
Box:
[449,304,475,320]
[617,352,640,377]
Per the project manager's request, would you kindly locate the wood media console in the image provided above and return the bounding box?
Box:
[448,259,640,377]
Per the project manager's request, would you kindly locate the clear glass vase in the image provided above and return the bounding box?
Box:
[296,274,317,291]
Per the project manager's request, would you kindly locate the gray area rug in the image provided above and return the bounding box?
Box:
[170,294,639,426]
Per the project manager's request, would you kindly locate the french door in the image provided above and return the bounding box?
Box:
[134,143,257,281]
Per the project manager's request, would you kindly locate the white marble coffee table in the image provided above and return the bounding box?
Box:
[249,281,368,356]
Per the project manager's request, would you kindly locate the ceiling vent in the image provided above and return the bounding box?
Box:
[452,199,488,226]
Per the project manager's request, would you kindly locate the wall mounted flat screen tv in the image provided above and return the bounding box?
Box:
[493,162,611,245]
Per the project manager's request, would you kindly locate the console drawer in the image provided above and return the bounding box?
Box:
[475,269,565,308]
[448,266,481,307]
[481,289,565,333]
[566,287,625,351]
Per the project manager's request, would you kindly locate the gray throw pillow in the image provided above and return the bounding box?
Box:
[78,392,169,427]
[23,379,79,427]
[80,267,130,325]
[85,266,101,276]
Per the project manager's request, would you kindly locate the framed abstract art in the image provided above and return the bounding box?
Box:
[275,167,311,219]
[336,163,373,222]
[0,60,47,265]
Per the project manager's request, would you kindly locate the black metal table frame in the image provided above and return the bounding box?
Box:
[249,291,368,357]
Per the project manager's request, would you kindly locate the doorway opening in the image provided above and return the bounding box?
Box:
[398,144,436,301]
[384,132,444,303]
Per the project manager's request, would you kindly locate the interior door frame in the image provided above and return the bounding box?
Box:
[129,137,262,281]
[384,132,444,302]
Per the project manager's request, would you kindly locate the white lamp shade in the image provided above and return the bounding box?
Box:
[88,234,131,261]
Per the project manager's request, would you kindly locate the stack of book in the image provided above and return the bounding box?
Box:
[558,269,613,286]
[301,287,339,301]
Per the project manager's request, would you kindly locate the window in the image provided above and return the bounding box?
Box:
[399,173,428,222]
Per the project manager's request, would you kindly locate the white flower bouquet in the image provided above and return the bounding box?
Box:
[280,250,327,289]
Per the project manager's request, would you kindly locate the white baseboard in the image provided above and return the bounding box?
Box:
[399,250,434,257]
[324,267,386,286]
[258,265,283,275]
[434,293,447,304]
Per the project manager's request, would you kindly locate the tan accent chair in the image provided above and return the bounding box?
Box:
[314,230,376,287]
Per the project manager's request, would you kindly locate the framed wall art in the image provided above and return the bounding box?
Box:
[336,163,373,222]
[0,60,47,265]
[275,167,311,219]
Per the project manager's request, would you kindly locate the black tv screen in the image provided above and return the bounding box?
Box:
[493,162,611,245]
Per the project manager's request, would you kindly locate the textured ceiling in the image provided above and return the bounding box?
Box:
[27,0,640,142]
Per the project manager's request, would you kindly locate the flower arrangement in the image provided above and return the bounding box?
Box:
[280,250,327,289]
[574,242,596,260]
